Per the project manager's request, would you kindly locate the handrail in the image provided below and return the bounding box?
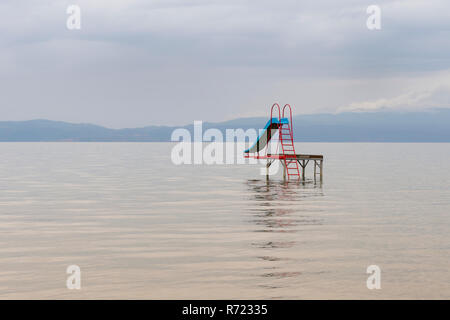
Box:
[282,104,294,141]
[268,103,281,157]
[282,104,293,126]
[270,103,281,123]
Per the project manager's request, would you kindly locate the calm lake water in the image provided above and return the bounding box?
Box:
[0,142,449,299]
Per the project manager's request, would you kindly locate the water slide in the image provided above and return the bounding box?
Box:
[244,118,289,153]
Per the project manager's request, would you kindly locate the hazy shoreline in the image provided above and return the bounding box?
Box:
[2,109,450,142]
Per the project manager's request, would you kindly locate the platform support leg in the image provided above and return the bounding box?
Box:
[320,160,323,183]
[302,160,306,181]
[282,160,286,181]
[314,160,317,181]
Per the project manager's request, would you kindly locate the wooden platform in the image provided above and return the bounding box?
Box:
[265,153,324,181]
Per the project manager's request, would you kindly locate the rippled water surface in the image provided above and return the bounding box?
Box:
[0,143,449,299]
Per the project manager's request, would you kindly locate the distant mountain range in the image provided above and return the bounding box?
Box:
[1,109,450,142]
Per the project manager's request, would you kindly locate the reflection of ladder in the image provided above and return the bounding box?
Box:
[279,118,300,180]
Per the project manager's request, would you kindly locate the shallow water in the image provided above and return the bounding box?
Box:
[0,142,449,299]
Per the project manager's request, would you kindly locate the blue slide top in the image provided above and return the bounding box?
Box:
[244,117,289,153]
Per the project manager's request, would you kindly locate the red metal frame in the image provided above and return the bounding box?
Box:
[266,103,281,158]
[271,103,281,121]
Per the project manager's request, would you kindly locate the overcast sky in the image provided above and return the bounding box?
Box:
[1,0,450,127]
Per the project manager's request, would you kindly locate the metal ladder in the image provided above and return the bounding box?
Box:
[280,105,300,180]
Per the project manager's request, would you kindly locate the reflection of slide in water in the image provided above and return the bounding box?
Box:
[244,179,325,286]
[245,179,324,233]
[244,118,288,153]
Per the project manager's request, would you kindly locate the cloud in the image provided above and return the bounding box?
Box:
[338,70,450,112]
[338,88,447,112]
[1,0,450,126]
